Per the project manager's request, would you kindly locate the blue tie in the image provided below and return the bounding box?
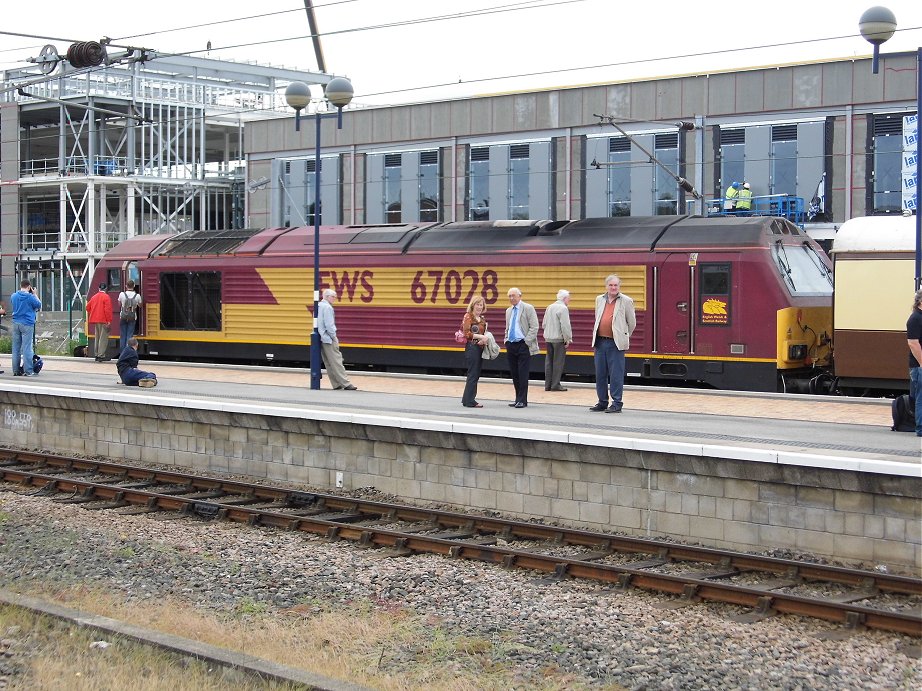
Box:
[510,305,519,341]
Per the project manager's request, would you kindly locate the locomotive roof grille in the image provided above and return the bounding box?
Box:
[153,228,261,256]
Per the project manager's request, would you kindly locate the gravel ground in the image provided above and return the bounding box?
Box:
[0,486,919,690]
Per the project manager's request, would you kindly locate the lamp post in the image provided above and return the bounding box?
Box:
[285,77,354,390]
[860,7,921,290]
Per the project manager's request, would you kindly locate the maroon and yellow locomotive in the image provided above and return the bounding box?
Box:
[90,215,833,392]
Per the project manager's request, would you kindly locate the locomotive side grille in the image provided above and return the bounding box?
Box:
[420,150,438,165]
[384,153,402,167]
[609,137,631,153]
[305,159,321,173]
[470,147,489,162]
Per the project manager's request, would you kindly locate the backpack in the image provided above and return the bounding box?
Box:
[120,292,138,321]
[890,394,916,432]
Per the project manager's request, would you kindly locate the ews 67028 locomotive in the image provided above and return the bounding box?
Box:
[89,215,834,392]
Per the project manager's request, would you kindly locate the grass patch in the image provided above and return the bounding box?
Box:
[0,603,300,690]
[4,583,626,690]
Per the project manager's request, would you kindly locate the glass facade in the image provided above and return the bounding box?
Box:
[384,153,402,223]
[607,138,631,216]
[719,129,745,195]
[469,147,490,221]
[770,125,798,196]
[871,114,906,213]
[509,144,530,220]
[654,134,678,215]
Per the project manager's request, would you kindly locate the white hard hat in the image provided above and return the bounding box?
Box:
[743,182,750,189]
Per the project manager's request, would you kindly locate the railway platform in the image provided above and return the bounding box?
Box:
[0,357,919,569]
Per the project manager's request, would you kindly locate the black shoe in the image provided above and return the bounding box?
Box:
[508,402,517,407]
[589,402,607,412]
[513,402,527,408]
[463,402,483,408]
[343,384,357,391]
[551,386,568,392]
[604,404,623,413]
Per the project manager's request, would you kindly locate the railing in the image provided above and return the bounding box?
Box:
[708,194,806,226]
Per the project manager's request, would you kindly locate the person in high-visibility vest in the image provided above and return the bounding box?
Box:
[736,182,753,213]
[723,181,740,210]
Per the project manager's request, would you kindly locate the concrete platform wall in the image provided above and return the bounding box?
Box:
[2,391,918,569]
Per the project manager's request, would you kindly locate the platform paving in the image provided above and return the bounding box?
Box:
[4,357,919,474]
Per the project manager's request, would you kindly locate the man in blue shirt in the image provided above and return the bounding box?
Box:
[10,279,42,376]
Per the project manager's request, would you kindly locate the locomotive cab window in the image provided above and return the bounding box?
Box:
[699,263,731,326]
[160,272,222,331]
[771,242,833,297]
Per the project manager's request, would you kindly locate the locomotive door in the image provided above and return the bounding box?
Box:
[655,253,694,354]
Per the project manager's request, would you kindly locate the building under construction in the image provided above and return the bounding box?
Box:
[1,50,328,316]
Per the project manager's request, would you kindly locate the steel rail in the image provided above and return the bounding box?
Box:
[1,451,920,636]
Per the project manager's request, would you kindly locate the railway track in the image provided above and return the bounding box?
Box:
[1,449,920,637]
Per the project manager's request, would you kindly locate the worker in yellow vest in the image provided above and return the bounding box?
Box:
[736,182,753,214]
[723,182,740,211]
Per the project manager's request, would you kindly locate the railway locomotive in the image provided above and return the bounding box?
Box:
[89,215,834,392]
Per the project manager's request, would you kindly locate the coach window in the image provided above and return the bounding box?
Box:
[160,272,222,331]
[654,133,678,215]
[468,147,490,220]
[869,113,911,214]
[608,137,631,216]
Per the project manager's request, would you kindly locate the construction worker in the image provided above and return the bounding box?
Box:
[736,182,753,214]
[723,181,740,211]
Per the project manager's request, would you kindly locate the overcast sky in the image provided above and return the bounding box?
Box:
[1,0,919,107]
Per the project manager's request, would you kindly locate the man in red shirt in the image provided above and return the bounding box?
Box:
[86,283,113,361]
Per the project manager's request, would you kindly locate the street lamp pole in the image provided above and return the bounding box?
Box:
[285,77,354,390]
[860,7,921,290]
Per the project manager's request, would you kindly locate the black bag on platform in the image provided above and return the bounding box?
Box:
[890,394,916,432]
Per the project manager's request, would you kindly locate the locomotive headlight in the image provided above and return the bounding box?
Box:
[787,344,808,361]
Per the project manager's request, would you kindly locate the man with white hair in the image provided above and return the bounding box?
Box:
[317,288,357,391]
[590,274,636,413]
[504,287,539,408]
[542,289,572,391]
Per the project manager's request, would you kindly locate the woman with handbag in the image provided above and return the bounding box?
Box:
[461,296,488,408]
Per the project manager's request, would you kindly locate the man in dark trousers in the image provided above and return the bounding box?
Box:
[907,289,922,436]
[117,337,157,387]
[504,287,539,408]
